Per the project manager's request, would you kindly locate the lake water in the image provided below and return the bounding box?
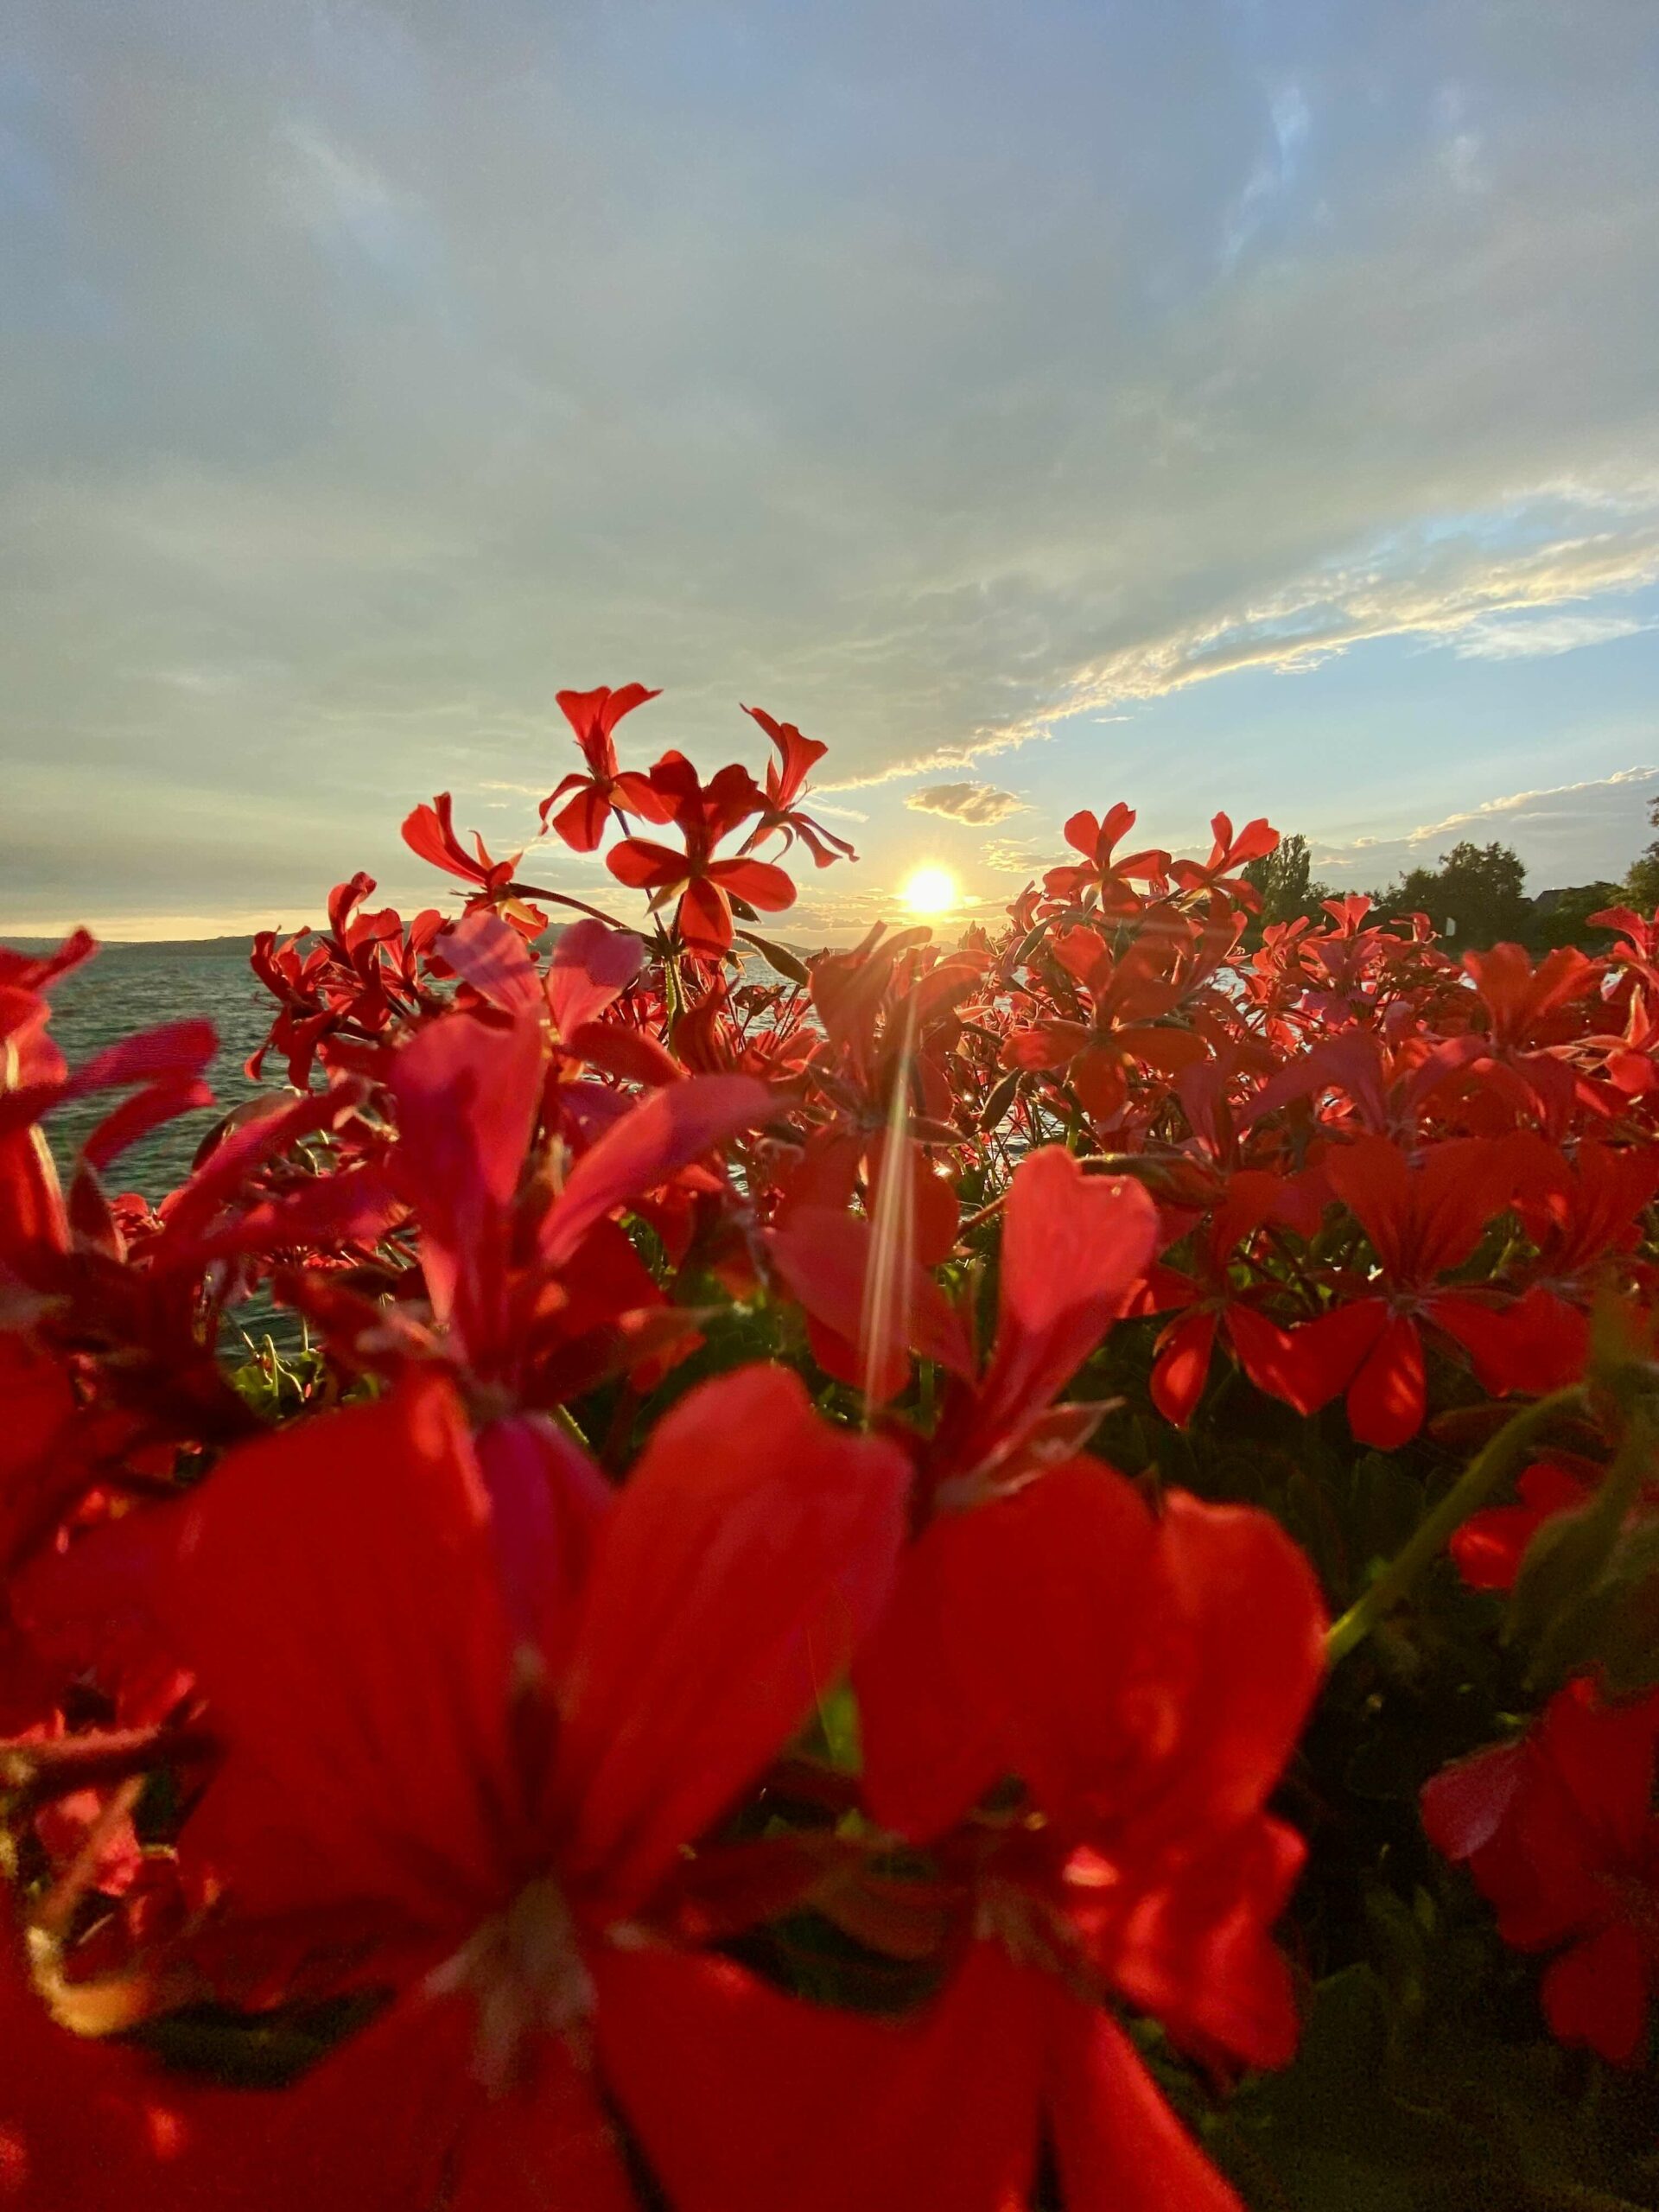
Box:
[19,938,277,1204]
[17,930,797,1207]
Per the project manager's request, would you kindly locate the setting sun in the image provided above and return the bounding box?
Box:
[901,864,959,916]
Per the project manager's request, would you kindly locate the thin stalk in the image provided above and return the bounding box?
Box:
[1325,1384,1588,1665]
[860,995,919,1420]
[503,880,635,932]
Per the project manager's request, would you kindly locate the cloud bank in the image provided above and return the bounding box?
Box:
[3,1,1659,925]
[1315,769,1657,890]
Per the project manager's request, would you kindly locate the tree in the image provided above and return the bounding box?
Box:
[1531,882,1624,951]
[1624,795,1659,911]
[1242,833,1332,928]
[1373,839,1529,949]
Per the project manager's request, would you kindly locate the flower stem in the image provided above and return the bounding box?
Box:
[1325,1384,1587,1665]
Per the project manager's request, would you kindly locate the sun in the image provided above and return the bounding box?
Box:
[902,864,959,917]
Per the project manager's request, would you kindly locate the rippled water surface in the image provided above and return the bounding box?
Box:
[32,939,279,1203]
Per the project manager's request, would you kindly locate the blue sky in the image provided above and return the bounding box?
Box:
[3,0,1658,938]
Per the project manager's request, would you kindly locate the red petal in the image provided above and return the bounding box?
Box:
[855,1519,1025,1841]
[1224,1306,1305,1409]
[611,769,674,823]
[557,681,660,748]
[1150,1310,1217,1427]
[79,1075,213,1173]
[593,1940,1044,2212]
[447,2024,638,2211]
[708,856,798,912]
[1108,1491,1327,1853]
[1274,1300,1389,1416]
[550,784,612,854]
[148,1374,522,1932]
[554,1365,909,1911]
[38,1019,217,1122]
[391,1008,544,1345]
[970,1148,1157,1452]
[861,1460,1160,1840]
[1100,1815,1306,2069]
[1541,1923,1652,2066]
[1070,1046,1129,1122]
[547,922,644,1038]
[766,1207,975,1401]
[605,838,687,892]
[1421,1739,1529,1862]
[474,1414,612,1675]
[1449,1462,1591,1593]
[437,911,543,1015]
[1430,1286,1588,1396]
[540,1075,770,1267]
[1346,1313,1426,1449]
[403,794,484,883]
[1046,1986,1246,2212]
[676,874,735,953]
[566,1021,684,1089]
[999,1021,1087,1071]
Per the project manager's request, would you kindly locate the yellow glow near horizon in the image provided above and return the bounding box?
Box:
[902,865,959,916]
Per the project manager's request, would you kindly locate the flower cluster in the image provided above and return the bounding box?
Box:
[3,688,1657,2207]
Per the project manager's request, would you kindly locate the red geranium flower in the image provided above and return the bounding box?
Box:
[1422,1679,1659,2064]
[1041,803,1171,913]
[736,706,856,868]
[607,753,796,954]
[1273,1135,1561,1449]
[539,684,671,853]
[48,1363,909,2207]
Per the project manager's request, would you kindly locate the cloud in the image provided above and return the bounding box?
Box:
[1452,610,1655,658]
[982,835,1065,876]
[3,1,1659,927]
[1314,768,1657,887]
[906,781,1027,825]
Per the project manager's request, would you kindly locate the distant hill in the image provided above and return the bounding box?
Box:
[4,935,258,958]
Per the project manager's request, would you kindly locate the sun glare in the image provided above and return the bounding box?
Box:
[902,865,959,916]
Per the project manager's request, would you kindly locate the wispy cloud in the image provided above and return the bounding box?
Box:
[1402,767,1657,848]
[1452,610,1655,659]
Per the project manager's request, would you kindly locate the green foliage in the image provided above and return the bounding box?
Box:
[1624,793,1659,912]
[1372,839,1531,949]
[1530,882,1625,951]
[1243,832,1333,927]
[1218,1961,1659,2211]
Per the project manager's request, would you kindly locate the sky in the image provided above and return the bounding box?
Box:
[4,0,1659,943]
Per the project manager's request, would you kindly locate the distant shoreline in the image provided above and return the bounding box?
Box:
[3,935,260,957]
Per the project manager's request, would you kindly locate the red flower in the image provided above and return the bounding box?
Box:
[401,796,544,933]
[1141,1168,1321,1427]
[1449,1459,1596,1592]
[1422,1680,1659,2064]
[65,1363,909,2205]
[830,1457,1325,2209]
[999,924,1208,1126]
[539,684,670,852]
[596,1934,1256,2212]
[737,705,856,868]
[1166,813,1280,909]
[385,972,770,1380]
[1273,1135,1553,1448]
[584,1437,1325,2212]
[607,754,796,954]
[923,1145,1158,1493]
[1041,803,1171,912]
